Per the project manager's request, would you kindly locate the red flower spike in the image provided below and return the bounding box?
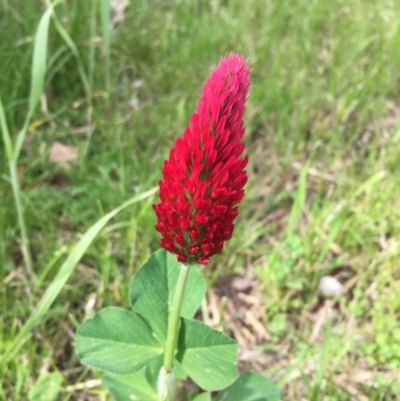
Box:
[153,54,250,265]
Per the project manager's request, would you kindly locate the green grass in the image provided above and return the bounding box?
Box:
[1,0,400,399]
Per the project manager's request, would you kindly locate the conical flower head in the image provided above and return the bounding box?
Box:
[153,54,250,264]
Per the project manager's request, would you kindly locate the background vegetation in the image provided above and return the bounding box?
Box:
[1,0,399,399]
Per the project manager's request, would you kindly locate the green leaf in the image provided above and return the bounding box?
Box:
[192,394,212,401]
[144,355,164,392]
[103,356,188,401]
[213,372,280,401]
[176,318,237,391]
[0,187,157,368]
[76,307,163,374]
[103,358,162,401]
[104,373,157,401]
[173,359,188,381]
[28,371,64,401]
[129,249,206,343]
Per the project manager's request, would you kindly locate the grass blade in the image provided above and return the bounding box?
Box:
[100,0,111,92]
[89,0,98,89]
[311,319,332,401]
[8,160,35,279]
[0,186,158,367]
[15,4,54,158]
[2,99,35,278]
[51,11,91,97]
[3,4,54,277]
[0,97,13,160]
[286,160,311,237]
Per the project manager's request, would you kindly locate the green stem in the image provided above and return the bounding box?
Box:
[9,160,34,279]
[158,263,190,400]
[163,262,190,372]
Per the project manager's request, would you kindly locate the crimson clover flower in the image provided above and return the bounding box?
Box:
[153,54,250,265]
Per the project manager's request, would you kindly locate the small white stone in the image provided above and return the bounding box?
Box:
[318,276,343,298]
[129,96,140,110]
